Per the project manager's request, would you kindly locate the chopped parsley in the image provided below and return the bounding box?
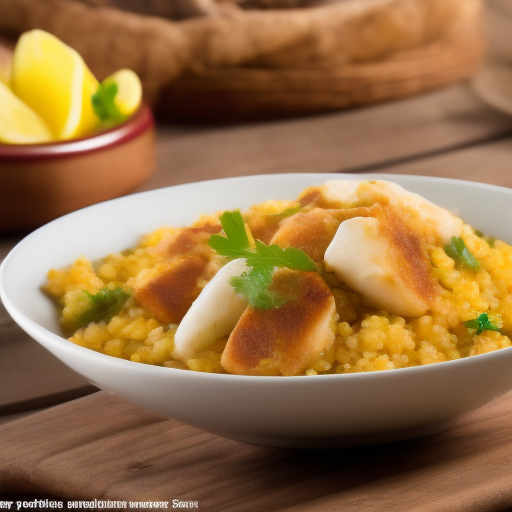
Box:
[444,236,480,271]
[473,229,495,248]
[208,209,317,309]
[231,265,285,310]
[66,287,131,331]
[268,205,302,220]
[463,313,501,335]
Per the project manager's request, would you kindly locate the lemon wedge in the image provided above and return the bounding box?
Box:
[105,69,142,117]
[0,81,53,144]
[10,29,99,140]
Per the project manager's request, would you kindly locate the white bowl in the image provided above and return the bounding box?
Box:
[2,174,512,448]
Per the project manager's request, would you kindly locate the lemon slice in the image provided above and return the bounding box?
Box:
[10,30,99,140]
[0,81,53,144]
[105,69,142,117]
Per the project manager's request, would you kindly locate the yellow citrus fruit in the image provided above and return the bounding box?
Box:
[0,81,54,144]
[105,69,143,117]
[10,29,99,140]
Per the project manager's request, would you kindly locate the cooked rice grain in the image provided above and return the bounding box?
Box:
[44,199,512,375]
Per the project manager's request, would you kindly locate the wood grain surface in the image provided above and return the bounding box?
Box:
[145,84,512,190]
[0,390,511,510]
[0,235,96,415]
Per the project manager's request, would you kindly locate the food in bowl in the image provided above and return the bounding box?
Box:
[44,180,512,376]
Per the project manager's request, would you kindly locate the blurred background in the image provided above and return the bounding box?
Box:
[0,0,492,122]
[1,0,511,227]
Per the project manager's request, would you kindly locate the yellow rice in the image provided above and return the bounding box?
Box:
[44,195,512,375]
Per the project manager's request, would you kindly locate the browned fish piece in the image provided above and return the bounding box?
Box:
[378,206,438,310]
[161,223,221,258]
[133,255,209,324]
[246,213,286,245]
[221,269,336,376]
[324,205,438,317]
[298,188,325,208]
[300,180,462,244]
[269,206,378,262]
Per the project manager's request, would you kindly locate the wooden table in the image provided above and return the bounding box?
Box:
[2,29,512,507]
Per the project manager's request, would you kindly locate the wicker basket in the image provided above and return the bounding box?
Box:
[0,0,485,121]
[162,24,485,121]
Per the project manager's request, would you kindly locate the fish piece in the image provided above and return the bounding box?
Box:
[324,210,438,317]
[221,269,336,376]
[174,259,248,362]
[132,255,209,324]
[154,223,221,258]
[299,180,462,244]
[243,201,300,244]
[269,206,379,262]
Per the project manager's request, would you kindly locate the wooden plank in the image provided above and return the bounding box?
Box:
[140,83,512,190]
[0,233,22,262]
[0,390,511,511]
[486,0,512,66]
[0,300,96,415]
[0,235,96,415]
[367,137,512,188]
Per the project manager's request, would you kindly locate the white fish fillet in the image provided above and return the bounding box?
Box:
[317,180,462,243]
[173,258,248,361]
[324,216,431,317]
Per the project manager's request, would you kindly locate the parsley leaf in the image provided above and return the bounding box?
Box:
[444,236,480,271]
[65,287,131,331]
[245,239,318,272]
[208,210,317,309]
[209,210,317,272]
[91,81,127,123]
[231,266,286,309]
[473,229,495,248]
[463,313,501,335]
[268,205,302,220]
[217,209,250,250]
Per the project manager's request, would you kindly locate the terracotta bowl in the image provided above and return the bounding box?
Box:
[0,104,155,233]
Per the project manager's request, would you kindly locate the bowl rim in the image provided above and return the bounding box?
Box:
[1,172,512,383]
[0,103,153,162]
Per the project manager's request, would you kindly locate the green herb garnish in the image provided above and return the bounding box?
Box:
[463,313,501,335]
[91,81,126,123]
[208,210,317,309]
[231,265,286,310]
[444,236,480,271]
[473,229,495,248]
[66,287,131,330]
[268,205,302,220]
